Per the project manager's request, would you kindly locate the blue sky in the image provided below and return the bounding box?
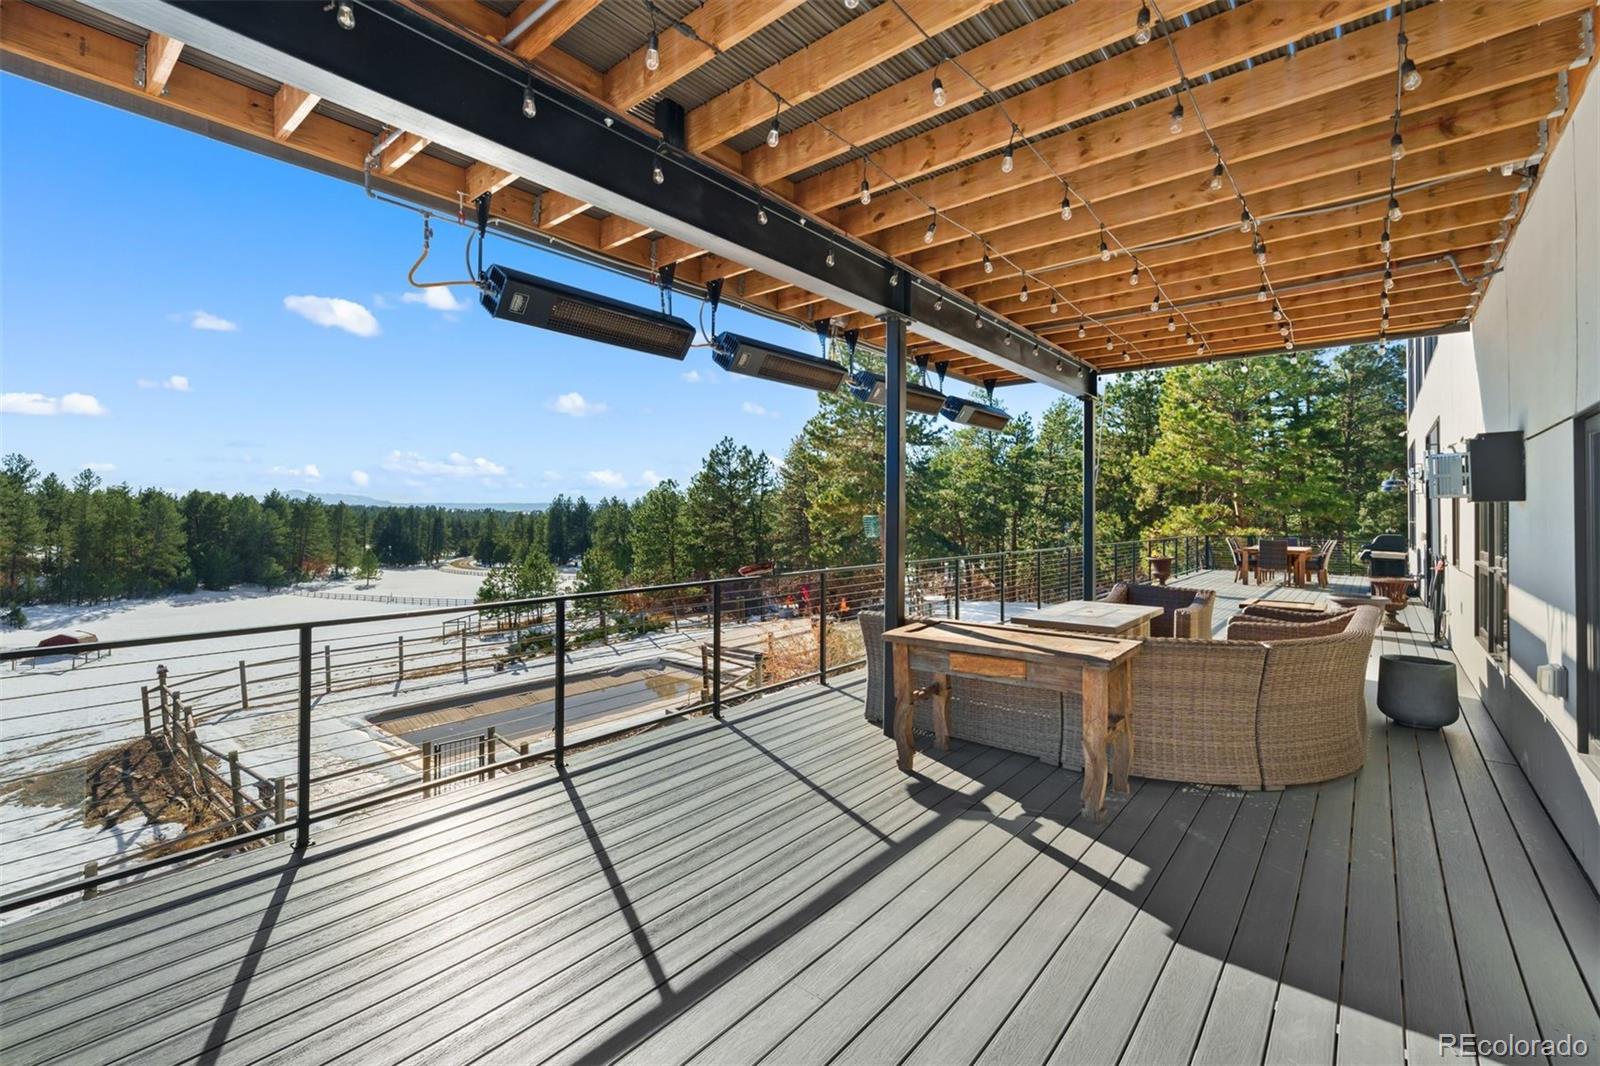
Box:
[0,74,1063,504]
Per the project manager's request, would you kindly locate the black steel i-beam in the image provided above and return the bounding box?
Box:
[881,296,909,736]
[121,0,1090,396]
[1081,381,1097,600]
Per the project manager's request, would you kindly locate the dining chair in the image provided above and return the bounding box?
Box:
[1309,537,1338,587]
[1257,539,1290,585]
[1226,536,1250,583]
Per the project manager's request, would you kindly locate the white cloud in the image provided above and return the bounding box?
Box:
[382,450,507,480]
[138,375,191,392]
[400,287,464,311]
[85,461,117,473]
[640,469,663,486]
[741,401,779,418]
[681,369,704,383]
[350,469,370,487]
[586,469,627,489]
[185,310,238,332]
[269,463,322,480]
[547,392,607,417]
[1,392,107,416]
[283,295,380,337]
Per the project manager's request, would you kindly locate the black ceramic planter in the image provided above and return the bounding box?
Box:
[1376,654,1459,728]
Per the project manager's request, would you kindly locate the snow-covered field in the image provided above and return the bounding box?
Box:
[0,564,780,919]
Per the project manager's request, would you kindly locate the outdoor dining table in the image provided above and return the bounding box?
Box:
[1287,544,1316,587]
[881,619,1141,820]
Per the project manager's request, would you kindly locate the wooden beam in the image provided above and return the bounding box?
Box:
[272,84,320,141]
[507,0,603,62]
[599,214,648,250]
[684,0,1003,153]
[603,0,806,113]
[537,190,590,229]
[415,0,603,97]
[378,131,431,175]
[809,0,1588,220]
[143,32,182,96]
[464,162,518,200]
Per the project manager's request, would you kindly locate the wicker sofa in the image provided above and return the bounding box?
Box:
[860,603,1380,789]
[1100,581,1215,638]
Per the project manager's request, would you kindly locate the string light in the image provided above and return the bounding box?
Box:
[1399,31,1421,91]
[1168,101,1184,135]
[651,156,665,184]
[1185,332,1195,346]
[521,78,538,119]
[826,249,835,267]
[923,213,938,244]
[1098,229,1111,262]
[1239,208,1253,233]
[1149,295,1160,312]
[1050,297,1059,314]
[1387,196,1402,222]
[756,203,769,225]
[1078,323,1088,339]
[1209,161,1225,191]
[645,30,660,71]
[1134,4,1153,45]
[982,250,994,274]
[1383,268,1395,292]
[1166,316,1176,332]
[1390,128,1405,162]
[932,74,947,108]
[1105,337,1114,350]
[1059,189,1073,221]
[1129,264,1141,286]
[1257,283,1269,302]
[1272,304,1283,321]
[1000,129,1015,174]
[933,293,943,310]
[1253,238,1268,266]
[1380,230,1391,255]
[334,1,355,30]
[1019,280,1030,302]
[859,178,871,206]
[766,111,781,149]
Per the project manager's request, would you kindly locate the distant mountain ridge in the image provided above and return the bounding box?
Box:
[283,490,547,512]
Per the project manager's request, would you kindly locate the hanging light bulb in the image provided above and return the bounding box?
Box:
[843,0,858,9]
[1129,264,1141,286]
[1272,304,1283,321]
[1383,268,1395,292]
[1400,56,1422,92]
[1099,232,1111,262]
[1078,323,1088,339]
[645,30,660,72]
[766,115,781,150]
[1257,283,1269,303]
[932,75,947,109]
[1134,4,1153,45]
[1122,350,1132,362]
[1380,329,1388,343]
[1387,196,1403,222]
[1198,342,1208,355]
[1001,140,1015,175]
[933,293,943,310]
[982,251,994,274]
[334,1,355,30]
[1284,339,1294,350]
[923,214,937,244]
[756,204,768,225]
[651,158,665,185]
[521,81,538,119]
[1390,130,1405,162]
[1168,101,1184,135]
[1254,238,1268,266]
[1166,316,1176,332]
[825,249,836,268]
[1059,190,1073,221]
[1381,293,1391,311]
[1019,280,1030,303]
[1105,337,1114,351]
[859,179,871,206]
[1186,332,1195,346]
[1209,161,1225,191]
[1050,297,1059,314]
[1279,322,1290,338]
[1239,208,1253,233]
[1149,295,1160,312]
[1380,230,1392,255]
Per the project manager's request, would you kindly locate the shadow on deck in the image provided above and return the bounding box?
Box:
[1,572,1595,1065]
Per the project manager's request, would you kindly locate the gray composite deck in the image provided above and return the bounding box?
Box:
[1,570,1596,1065]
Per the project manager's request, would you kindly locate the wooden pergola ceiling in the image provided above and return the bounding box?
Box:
[4,0,1592,383]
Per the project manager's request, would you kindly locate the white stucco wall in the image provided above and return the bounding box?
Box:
[1407,74,1600,883]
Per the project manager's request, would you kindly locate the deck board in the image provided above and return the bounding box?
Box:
[1,569,1594,1066]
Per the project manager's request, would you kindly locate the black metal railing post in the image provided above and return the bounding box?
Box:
[711,582,723,719]
[1034,550,1042,608]
[998,555,1007,623]
[295,625,312,849]
[953,558,961,620]
[554,597,566,771]
[817,570,828,684]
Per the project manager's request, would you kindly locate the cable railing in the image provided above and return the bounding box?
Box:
[0,532,1372,913]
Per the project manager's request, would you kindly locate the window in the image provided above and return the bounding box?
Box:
[1475,501,1509,659]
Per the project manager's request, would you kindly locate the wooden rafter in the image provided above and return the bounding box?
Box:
[377,132,431,175]
[506,0,604,61]
[143,32,182,96]
[272,84,320,141]
[683,0,1004,153]
[602,0,807,113]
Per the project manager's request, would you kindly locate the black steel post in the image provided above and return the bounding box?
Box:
[998,555,1007,623]
[953,559,962,620]
[295,625,312,849]
[554,598,566,770]
[882,305,908,737]
[712,583,723,719]
[1082,383,1097,600]
[817,570,828,685]
[1034,551,1043,608]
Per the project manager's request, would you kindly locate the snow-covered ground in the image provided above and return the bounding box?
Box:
[0,564,817,918]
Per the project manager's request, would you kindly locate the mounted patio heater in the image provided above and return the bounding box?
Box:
[846,369,946,415]
[712,332,848,392]
[480,264,695,359]
[940,395,1011,431]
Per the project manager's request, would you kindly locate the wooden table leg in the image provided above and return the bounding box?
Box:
[1110,659,1133,795]
[1081,666,1110,820]
[932,674,952,751]
[893,644,916,772]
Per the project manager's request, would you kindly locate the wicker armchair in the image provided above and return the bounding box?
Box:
[1101,581,1215,639]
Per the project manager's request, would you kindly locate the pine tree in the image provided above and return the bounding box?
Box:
[574,546,622,619]
[356,546,381,586]
[0,454,41,598]
[629,481,688,583]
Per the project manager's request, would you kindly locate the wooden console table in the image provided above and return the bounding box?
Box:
[881,620,1141,820]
